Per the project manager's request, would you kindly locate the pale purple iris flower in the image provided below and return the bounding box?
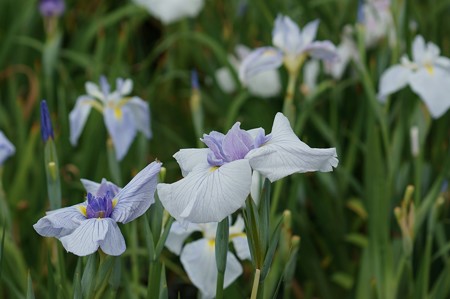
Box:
[157,113,338,223]
[165,216,250,298]
[39,0,65,17]
[377,35,450,118]
[239,15,337,83]
[0,131,15,165]
[33,162,161,256]
[359,0,396,48]
[69,76,152,161]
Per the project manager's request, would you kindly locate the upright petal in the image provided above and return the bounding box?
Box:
[246,113,338,182]
[409,68,450,118]
[126,97,152,139]
[173,148,210,177]
[59,218,124,256]
[103,105,137,161]
[272,15,302,55]
[116,78,133,96]
[33,205,86,239]
[304,41,337,61]
[80,178,121,196]
[111,161,161,223]
[239,47,283,84]
[412,35,426,64]
[85,82,104,101]
[377,65,411,101]
[0,131,15,165]
[301,19,320,47]
[158,160,252,223]
[180,239,243,299]
[69,96,93,146]
[165,221,201,255]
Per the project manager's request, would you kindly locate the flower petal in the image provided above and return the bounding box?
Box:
[180,239,243,299]
[80,179,100,195]
[126,97,152,139]
[215,67,237,94]
[303,59,320,93]
[412,35,426,63]
[103,105,137,161]
[250,170,264,205]
[59,218,120,256]
[173,148,210,177]
[158,160,252,223]
[116,78,133,96]
[231,236,251,261]
[133,0,205,24]
[85,82,104,101]
[165,221,201,255]
[246,113,338,182]
[301,19,320,47]
[304,40,337,61]
[0,131,15,165]
[239,47,283,84]
[247,68,282,98]
[377,65,411,101]
[409,68,450,118]
[98,218,126,256]
[69,96,93,146]
[33,205,86,239]
[272,14,302,55]
[111,161,161,223]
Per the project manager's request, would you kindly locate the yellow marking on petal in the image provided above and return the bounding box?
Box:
[208,239,216,247]
[209,166,219,172]
[114,107,123,120]
[425,64,434,75]
[78,205,87,217]
[112,198,118,208]
[229,232,246,240]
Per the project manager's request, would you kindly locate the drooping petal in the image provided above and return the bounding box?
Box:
[0,131,15,165]
[180,239,243,299]
[246,113,338,182]
[246,68,282,98]
[33,205,86,239]
[272,14,302,55]
[436,57,450,71]
[304,41,337,61]
[103,105,137,161]
[239,47,283,84]
[301,19,320,47]
[111,161,161,223]
[377,65,411,101]
[69,96,94,146]
[165,221,201,255]
[59,218,124,256]
[98,218,126,256]
[173,148,210,177]
[412,35,426,63]
[409,68,450,118]
[158,160,252,223]
[126,97,152,139]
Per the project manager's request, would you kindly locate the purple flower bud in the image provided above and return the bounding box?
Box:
[86,192,114,219]
[39,0,65,17]
[191,69,200,90]
[40,100,54,142]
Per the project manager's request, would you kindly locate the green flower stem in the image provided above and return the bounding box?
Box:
[147,259,162,299]
[106,138,122,186]
[282,70,299,126]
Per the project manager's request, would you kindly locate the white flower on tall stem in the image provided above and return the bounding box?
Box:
[165,216,250,298]
[132,0,205,24]
[239,14,337,83]
[377,35,450,118]
[215,45,281,98]
[69,76,152,161]
[158,112,338,223]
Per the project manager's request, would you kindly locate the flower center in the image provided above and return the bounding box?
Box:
[85,192,114,219]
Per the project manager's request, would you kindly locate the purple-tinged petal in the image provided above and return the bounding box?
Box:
[239,47,283,83]
[304,41,337,61]
[103,105,137,161]
[158,160,252,223]
[246,113,338,182]
[99,76,110,100]
[69,96,93,146]
[95,178,121,198]
[33,205,86,239]
[173,148,210,177]
[111,161,161,223]
[301,19,320,47]
[222,123,254,161]
[126,97,152,139]
[80,179,101,195]
[272,14,302,55]
[377,65,411,101]
[0,131,15,165]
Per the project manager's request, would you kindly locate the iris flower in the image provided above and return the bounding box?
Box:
[39,0,65,17]
[158,113,338,223]
[215,45,281,98]
[33,162,161,256]
[0,131,15,165]
[359,0,396,48]
[239,14,337,83]
[377,35,450,118]
[165,216,250,298]
[132,0,204,24]
[69,76,152,161]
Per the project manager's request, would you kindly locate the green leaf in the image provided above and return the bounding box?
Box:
[81,254,97,299]
[26,272,35,299]
[261,216,283,280]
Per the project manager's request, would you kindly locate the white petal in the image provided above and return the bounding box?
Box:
[272,14,302,55]
[247,68,282,98]
[111,161,161,223]
[231,236,251,260]
[69,96,94,146]
[303,59,320,93]
[435,57,450,71]
[377,65,411,101]
[158,160,252,223]
[80,179,101,195]
[173,148,210,177]
[301,19,320,47]
[103,106,137,161]
[126,97,152,139]
[180,239,243,299]
[409,68,450,118]
[412,35,426,63]
[246,113,338,182]
[165,221,201,255]
[304,41,337,61]
[250,170,264,205]
[215,67,237,94]
[98,218,126,256]
[134,0,205,24]
[117,78,133,96]
[234,44,251,60]
[239,47,283,84]
[0,131,15,165]
[85,82,104,101]
[60,218,112,256]
[33,205,86,239]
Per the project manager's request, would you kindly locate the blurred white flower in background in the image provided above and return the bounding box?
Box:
[132,0,205,24]
[215,45,281,98]
[359,0,396,48]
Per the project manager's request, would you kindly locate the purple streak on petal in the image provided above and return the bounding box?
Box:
[304,41,338,61]
[39,0,65,17]
[222,123,254,161]
[86,192,113,219]
[99,76,110,99]
[40,100,54,142]
[96,179,120,198]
